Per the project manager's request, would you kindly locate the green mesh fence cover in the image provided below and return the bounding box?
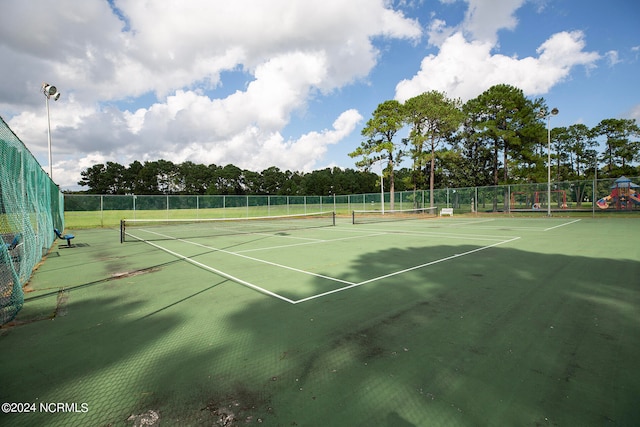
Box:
[1,115,64,325]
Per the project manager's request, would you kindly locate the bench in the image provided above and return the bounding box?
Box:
[4,235,21,262]
[54,228,75,247]
[4,235,19,251]
[440,208,454,217]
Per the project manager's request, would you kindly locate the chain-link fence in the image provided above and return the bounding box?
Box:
[1,116,64,325]
[64,176,640,229]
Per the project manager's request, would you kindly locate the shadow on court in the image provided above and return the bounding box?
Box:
[0,221,638,426]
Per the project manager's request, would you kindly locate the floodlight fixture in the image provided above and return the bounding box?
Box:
[43,83,61,100]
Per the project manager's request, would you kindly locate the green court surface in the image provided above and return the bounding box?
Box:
[1,215,639,426]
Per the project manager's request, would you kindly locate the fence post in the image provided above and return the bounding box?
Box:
[475,187,478,215]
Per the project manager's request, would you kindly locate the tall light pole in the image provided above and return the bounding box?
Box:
[42,82,61,179]
[380,168,384,214]
[371,158,385,214]
[538,107,558,216]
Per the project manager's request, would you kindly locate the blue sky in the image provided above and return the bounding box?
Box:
[0,0,638,190]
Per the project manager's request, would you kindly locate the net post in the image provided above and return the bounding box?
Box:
[352,210,355,225]
[120,219,125,243]
[332,211,336,226]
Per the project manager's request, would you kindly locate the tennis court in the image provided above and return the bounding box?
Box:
[1,214,639,426]
[120,212,524,304]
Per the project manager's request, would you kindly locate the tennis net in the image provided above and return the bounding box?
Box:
[120,211,336,242]
[352,206,437,224]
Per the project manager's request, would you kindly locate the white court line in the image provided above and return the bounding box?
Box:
[357,237,520,286]
[292,236,521,304]
[134,229,357,286]
[138,238,297,304]
[343,226,515,242]
[129,228,522,305]
[544,219,581,231]
[438,218,497,227]
[235,232,388,253]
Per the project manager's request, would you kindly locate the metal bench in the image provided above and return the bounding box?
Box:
[54,228,75,247]
[4,235,21,262]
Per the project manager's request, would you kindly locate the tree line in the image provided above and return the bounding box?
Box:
[77,161,384,196]
[349,84,639,208]
[77,84,639,197]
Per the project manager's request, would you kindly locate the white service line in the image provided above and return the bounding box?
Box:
[544,219,581,231]
[139,228,357,286]
[438,218,497,227]
[132,226,523,305]
[140,239,297,304]
[356,236,521,286]
[292,236,521,304]
[345,226,514,241]
[235,232,388,253]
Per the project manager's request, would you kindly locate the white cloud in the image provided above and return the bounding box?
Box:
[395,30,600,102]
[1,0,420,189]
[17,91,364,189]
[427,18,455,46]
[427,0,526,47]
[463,0,527,44]
[605,50,621,66]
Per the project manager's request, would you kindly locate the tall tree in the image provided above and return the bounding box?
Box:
[154,160,179,194]
[593,118,640,176]
[349,100,406,210]
[77,162,127,194]
[261,166,287,194]
[214,164,245,195]
[178,161,213,194]
[567,124,598,177]
[280,171,304,195]
[451,111,494,187]
[467,85,541,185]
[124,160,146,194]
[553,124,598,180]
[78,163,108,194]
[464,85,543,210]
[404,91,463,207]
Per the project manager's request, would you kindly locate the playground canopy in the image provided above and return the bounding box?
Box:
[610,176,640,189]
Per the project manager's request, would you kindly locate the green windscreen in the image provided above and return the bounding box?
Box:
[0,115,64,325]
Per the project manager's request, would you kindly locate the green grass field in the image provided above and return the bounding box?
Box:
[1,215,639,426]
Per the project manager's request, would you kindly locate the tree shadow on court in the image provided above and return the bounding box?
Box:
[2,238,639,426]
[201,243,640,426]
[0,286,189,426]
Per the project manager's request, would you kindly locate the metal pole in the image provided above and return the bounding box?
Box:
[381,172,384,214]
[46,95,53,179]
[42,83,60,179]
[547,115,551,217]
[592,161,597,218]
[538,107,558,217]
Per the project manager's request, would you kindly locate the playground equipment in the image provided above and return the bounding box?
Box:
[596,176,640,210]
[533,190,567,209]
[510,190,568,210]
